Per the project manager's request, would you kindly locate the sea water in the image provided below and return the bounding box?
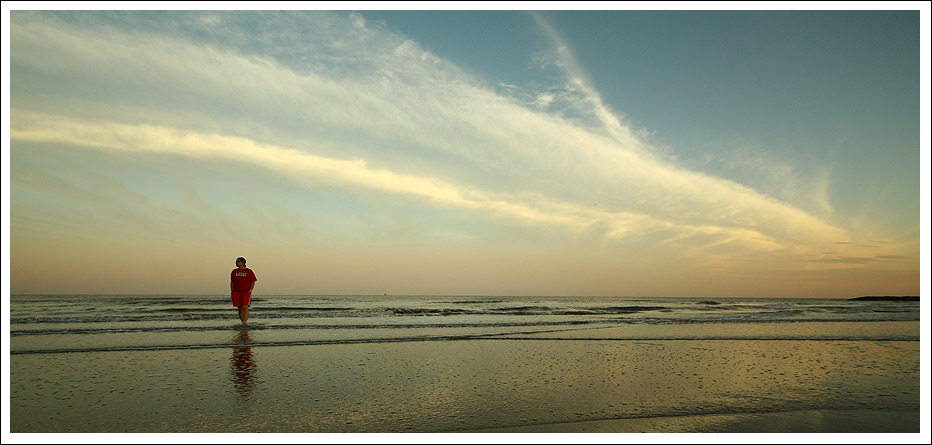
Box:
[10,295,920,354]
[8,295,921,433]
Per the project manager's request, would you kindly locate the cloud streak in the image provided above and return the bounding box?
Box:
[528,12,648,152]
[11,109,844,256]
[10,11,852,258]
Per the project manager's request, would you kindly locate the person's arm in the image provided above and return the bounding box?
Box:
[231,280,234,292]
[249,280,255,292]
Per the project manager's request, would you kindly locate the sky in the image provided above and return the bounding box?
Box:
[3,4,929,297]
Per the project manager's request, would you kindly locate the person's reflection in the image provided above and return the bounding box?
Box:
[231,329,257,402]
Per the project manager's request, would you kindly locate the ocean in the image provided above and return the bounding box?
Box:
[9,295,920,354]
[8,295,922,433]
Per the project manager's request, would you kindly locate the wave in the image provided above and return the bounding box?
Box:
[9,319,601,336]
[10,315,920,340]
[10,296,920,339]
[10,311,919,327]
[10,304,672,324]
[10,333,920,355]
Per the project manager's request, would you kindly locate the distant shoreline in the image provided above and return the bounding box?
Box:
[849,296,919,301]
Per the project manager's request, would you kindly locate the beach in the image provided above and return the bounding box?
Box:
[8,295,923,434]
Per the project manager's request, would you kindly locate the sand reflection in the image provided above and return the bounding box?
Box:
[231,329,258,402]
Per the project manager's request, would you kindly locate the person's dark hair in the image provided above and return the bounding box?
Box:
[236,257,247,265]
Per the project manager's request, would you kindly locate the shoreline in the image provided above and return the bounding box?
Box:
[463,409,920,433]
[11,326,920,433]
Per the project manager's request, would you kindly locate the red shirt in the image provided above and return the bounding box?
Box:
[231,268,257,292]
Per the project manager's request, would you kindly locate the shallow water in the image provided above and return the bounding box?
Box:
[9,295,921,433]
[10,295,920,353]
[10,336,920,433]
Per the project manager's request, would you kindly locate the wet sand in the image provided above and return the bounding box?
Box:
[9,322,921,434]
[469,409,920,433]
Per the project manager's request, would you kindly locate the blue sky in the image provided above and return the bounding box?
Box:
[368,10,920,229]
[4,5,928,297]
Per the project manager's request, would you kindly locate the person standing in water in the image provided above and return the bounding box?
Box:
[230,257,257,325]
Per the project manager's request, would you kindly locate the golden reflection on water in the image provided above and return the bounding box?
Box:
[231,329,258,402]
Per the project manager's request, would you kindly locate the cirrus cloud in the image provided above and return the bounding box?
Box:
[10,11,854,261]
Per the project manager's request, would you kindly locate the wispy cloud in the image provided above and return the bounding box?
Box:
[11,11,853,259]
[528,12,648,151]
[11,110,845,256]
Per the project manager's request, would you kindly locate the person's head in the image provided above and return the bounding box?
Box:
[236,257,247,267]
